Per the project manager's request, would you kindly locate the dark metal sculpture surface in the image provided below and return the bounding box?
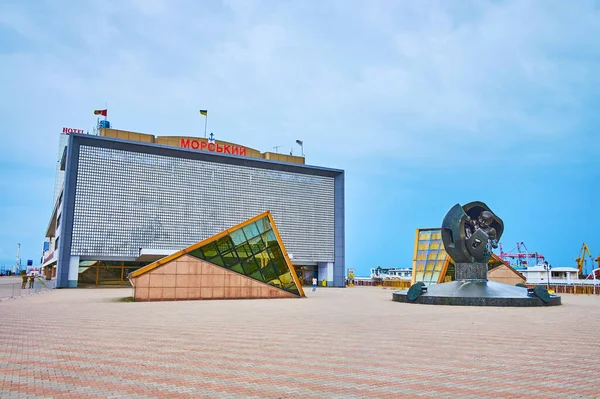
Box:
[441,201,504,263]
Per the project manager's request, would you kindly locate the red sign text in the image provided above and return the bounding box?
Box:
[180,139,247,156]
[62,127,85,134]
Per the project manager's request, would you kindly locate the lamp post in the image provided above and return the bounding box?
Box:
[295,140,304,157]
[543,261,551,290]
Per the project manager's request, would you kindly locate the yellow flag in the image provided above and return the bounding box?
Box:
[200,110,207,116]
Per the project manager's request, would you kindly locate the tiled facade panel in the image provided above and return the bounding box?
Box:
[71,146,335,262]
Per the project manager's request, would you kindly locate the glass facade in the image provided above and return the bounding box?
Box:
[187,215,301,296]
[78,261,149,286]
[413,229,448,286]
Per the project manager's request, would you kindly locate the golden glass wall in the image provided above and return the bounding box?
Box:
[412,228,513,286]
[186,214,302,296]
[412,228,448,286]
[78,261,149,286]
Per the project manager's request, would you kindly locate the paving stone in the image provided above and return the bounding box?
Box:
[0,287,599,398]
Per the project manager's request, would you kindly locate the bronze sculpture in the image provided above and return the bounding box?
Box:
[441,201,504,263]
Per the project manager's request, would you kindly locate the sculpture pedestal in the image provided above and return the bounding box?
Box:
[392,260,561,307]
[455,262,487,281]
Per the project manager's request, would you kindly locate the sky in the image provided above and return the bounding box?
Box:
[0,0,599,276]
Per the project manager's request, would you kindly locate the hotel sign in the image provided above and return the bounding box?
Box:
[62,127,85,134]
[180,138,247,156]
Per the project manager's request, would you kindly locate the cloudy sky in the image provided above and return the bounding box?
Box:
[1,0,599,275]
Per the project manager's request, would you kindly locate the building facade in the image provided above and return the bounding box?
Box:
[44,130,344,288]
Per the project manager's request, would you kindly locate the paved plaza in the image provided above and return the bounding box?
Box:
[1,286,600,398]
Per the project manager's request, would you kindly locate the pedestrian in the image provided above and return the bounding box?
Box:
[21,273,27,289]
[312,277,317,292]
[28,273,35,289]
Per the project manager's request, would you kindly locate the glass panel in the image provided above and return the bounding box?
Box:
[235,243,252,260]
[248,235,266,254]
[278,272,294,287]
[250,269,265,282]
[208,256,225,267]
[261,264,278,282]
[221,250,239,269]
[267,278,283,288]
[241,257,259,275]
[256,217,271,234]
[188,248,205,259]
[267,244,283,260]
[254,250,270,268]
[419,231,432,240]
[201,242,219,259]
[278,273,299,295]
[216,236,234,254]
[230,229,247,246]
[270,258,288,276]
[231,264,245,275]
[265,230,277,247]
[97,267,124,286]
[78,267,97,286]
[242,222,260,240]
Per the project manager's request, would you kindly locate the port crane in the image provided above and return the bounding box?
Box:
[498,242,545,268]
[575,243,594,277]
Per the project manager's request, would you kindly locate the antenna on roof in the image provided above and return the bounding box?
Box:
[273,145,282,153]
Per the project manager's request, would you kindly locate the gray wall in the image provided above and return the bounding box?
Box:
[71,145,335,262]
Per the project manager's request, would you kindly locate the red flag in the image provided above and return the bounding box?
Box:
[94,109,107,116]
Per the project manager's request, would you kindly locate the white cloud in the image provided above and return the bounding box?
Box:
[0,0,599,169]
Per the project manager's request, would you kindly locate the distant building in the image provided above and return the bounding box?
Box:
[519,266,579,285]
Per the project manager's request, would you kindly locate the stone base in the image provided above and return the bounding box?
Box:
[455,262,487,280]
[392,280,561,307]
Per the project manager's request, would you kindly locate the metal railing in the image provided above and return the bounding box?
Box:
[350,279,412,289]
[0,278,55,300]
[527,283,600,295]
[381,280,412,290]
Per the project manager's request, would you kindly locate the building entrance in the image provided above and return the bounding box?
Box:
[77,261,149,287]
[294,266,318,286]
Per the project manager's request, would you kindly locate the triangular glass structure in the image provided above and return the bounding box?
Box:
[131,211,304,297]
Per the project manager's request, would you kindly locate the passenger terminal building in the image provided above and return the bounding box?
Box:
[43,127,344,289]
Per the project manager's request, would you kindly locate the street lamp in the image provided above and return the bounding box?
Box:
[543,261,551,290]
[295,140,304,157]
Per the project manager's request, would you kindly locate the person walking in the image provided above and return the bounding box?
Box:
[28,273,35,289]
[312,277,317,292]
[21,273,28,289]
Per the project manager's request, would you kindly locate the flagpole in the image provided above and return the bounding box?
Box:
[204,114,207,138]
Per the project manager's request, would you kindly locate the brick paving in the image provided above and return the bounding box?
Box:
[1,286,600,398]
